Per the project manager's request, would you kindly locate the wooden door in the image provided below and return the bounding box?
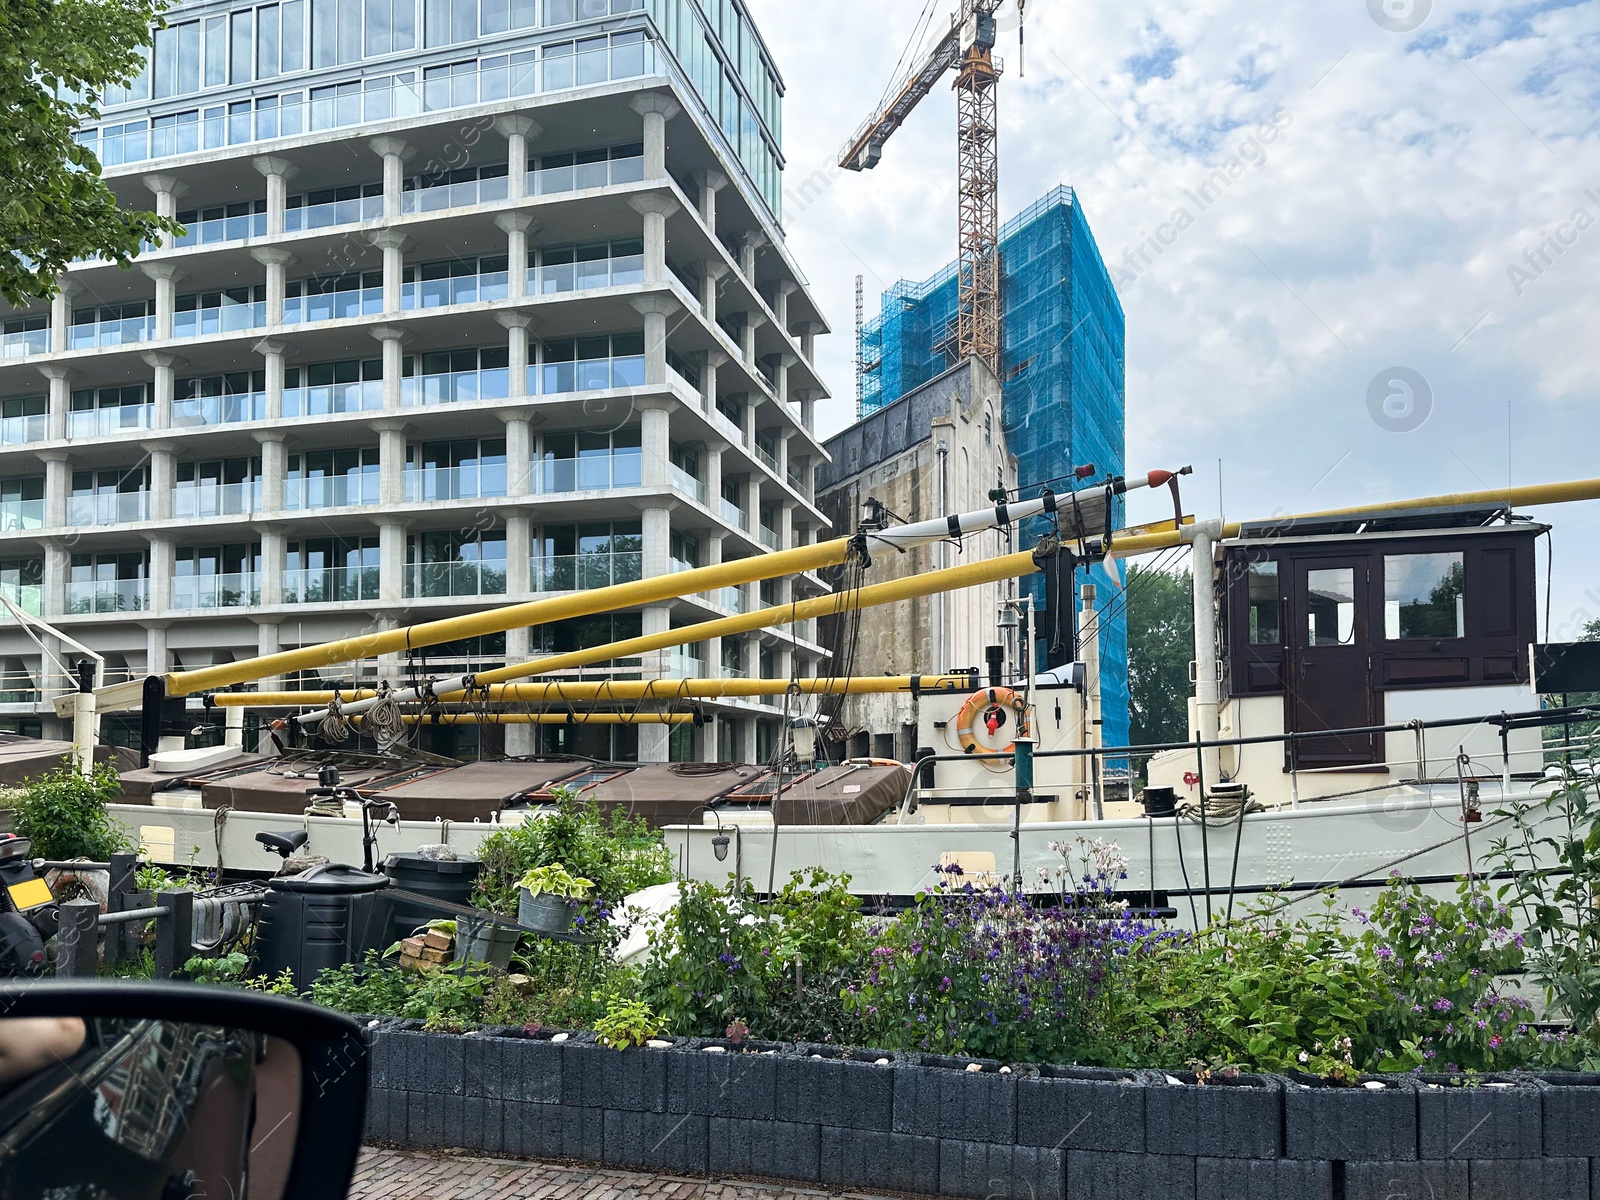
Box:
[1288,557,1379,769]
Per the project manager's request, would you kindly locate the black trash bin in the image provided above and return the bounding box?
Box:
[253,863,392,992]
[382,852,484,946]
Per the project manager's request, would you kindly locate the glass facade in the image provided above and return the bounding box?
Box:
[858,187,1130,749]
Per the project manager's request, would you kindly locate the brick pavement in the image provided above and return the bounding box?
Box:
[347,1147,923,1200]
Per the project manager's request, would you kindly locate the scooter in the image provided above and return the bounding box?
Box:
[0,834,59,975]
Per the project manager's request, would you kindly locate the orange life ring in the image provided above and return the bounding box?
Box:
[955,687,1028,755]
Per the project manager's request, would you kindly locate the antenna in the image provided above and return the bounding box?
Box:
[854,273,865,420]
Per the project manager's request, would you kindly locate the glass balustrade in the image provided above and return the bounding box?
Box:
[402,175,509,214]
[0,414,47,445]
[669,464,707,504]
[530,251,644,295]
[66,579,147,614]
[0,329,49,360]
[531,551,642,592]
[536,353,645,395]
[527,152,644,197]
[665,650,704,680]
[759,525,780,550]
[0,583,41,617]
[282,380,382,417]
[402,368,510,407]
[404,464,507,502]
[284,287,384,324]
[174,481,261,519]
[68,406,154,439]
[69,492,151,525]
[172,573,259,610]
[69,314,157,350]
[720,499,748,531]
[174,302,265,339]
[401,271,508,309]
[538,449,642,493]
[755,443,779,472]
[711,586,747,613]
[284,475,380,510]
[171,211,267,247]
[284,194,383,231]
[407,561,508,599]
[0,500,44,532]
[172,392,267,427]
[284,564,380,604]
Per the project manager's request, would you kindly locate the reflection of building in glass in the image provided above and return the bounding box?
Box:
[93,1022,252,1160]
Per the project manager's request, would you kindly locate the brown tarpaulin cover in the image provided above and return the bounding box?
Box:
[371,759,585,822]
[578,762,909,828]
[198,756,444,814]
[0,735,135,787]
[767,763,909,826]
[118,752,264,803]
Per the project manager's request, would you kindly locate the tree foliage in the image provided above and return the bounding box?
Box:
[1126,564,1194,752]
[0,0,178,306]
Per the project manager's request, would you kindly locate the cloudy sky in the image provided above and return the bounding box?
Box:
[745,0,1600,638]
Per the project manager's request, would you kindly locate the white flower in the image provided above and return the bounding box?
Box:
[1298,1051,1310,1064]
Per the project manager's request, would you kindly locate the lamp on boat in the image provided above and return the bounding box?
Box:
[789,715,818,764]
[996,603,1019,631]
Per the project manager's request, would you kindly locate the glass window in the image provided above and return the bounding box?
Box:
[232,10,254,82]
[1305,568,1355,647]
[154,21,201,99]
[1247,560,1279,646]
[1385,552,1464,640]
[204,16,228,87]
[281,0,305,70]
[257,5,280,77]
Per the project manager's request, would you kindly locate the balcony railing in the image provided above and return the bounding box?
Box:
[1,328,49,360]
[285,287,383,324]
[173,392,268,427]
[174,302,265,339]
[67,579,147,614]
[404,465,507,503]
[0,414,47,446]
[285,195,383,232]
[536,354,644,395]
[711,586,747,613]
[68,406,154,439]
[531,551,642,592]
[285,476,379,511]
[174,481,261,520]
[69,315,155,350]
[69,492,151,526]
[283,380,383,417]
[0,500,44,532]
[0,583,41,616]
[172,573,259,610]
[402,272,508,309]
[402,174,508,214]
[528,152,644,196]
[170,210,267,247]
[670,464,708,505]
[402,368,510,407]
[664,650,704,680]
[284,564,380,604]
[755,443,779,473]
[406,561,507,599]
[530,252,644,295]
[720,499,748,531]
[759,525,780,550]
[539,450,642,493]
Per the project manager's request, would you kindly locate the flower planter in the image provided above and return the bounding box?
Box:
[453,922,521,970]
[1282,1072,1416,1162]
[1142,1069,1284,1159]
[1415,1073,1542,1159]
[518,888,575,933]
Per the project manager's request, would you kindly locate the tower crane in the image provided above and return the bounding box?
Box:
[839,1,1024,376]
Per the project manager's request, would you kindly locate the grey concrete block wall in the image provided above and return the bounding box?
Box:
[364,1028,1600,1200]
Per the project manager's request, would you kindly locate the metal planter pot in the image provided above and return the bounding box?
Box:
[518,888,575,933]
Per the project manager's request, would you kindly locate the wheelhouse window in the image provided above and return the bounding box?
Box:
[1385,552,1464,640]
[1305,567,1355,647]
[1247,561,1279,645]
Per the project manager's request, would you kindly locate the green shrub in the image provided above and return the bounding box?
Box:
[14,762,130,862]
[594,997,660,1049]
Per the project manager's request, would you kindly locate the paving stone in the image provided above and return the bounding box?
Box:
[708,1117,821,1183]
[1016,1068,1144,1153]
[1283,1078,1417,1161]
[1344,1160,1468,1200]
[602,1109,709,1174]
[1065,1149,1196,1200]
[819,1125,940,1195]
[1416,1081,1541,1160]
[1195,1156,1333,1200]
[1469,1157,1588,1200]
[938,1138,1065,1200]
[774,1052,894,1131]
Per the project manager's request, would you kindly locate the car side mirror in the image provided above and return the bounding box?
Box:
[0,980,367,1200]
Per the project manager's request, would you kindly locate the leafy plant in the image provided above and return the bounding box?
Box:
[13,762,130,862]
[594,997,660,1050]
[184,951,250,984]
[246,968,300,997]
[517,863,595,901]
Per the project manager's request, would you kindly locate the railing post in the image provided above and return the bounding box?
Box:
[104,852,137,967]
[154,890,194,980]
[57,899,100,978]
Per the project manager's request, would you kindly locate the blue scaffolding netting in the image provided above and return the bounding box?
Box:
[859,186,1130,754]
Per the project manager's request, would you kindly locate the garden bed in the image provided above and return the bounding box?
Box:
[363,1023,1600,1200]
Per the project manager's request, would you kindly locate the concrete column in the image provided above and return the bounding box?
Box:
[142,173,188,222]
[795,388,816,434]
[505,511,531,594]
[742,397,757,451]
[639,401,671,490]
[494,115,541,201]
[140,352,185,431]
[370,327,411,411]
[147,538,174,613]
[255,431,287,514]
[701,350,726,415]
[368,135,415,221]
[255,622,282,701]
[49,281,80,355]
[701,262,729,327]
[630,296,679,387]
[496,312,535,400]
[630,93,681,180]
[256,524,285,605]
[149,445,177,522]
[145,624,169,677]
[776,351,797,406]
[373,418,408,507]
[370,231,411,314]
[704,438,725,510]
[252,157,298,237]
[641,604,673,761]
[739,231,760,282]
[691,169,728,230]
[742,313,764,369]
[254,339,288,420]
[42,543,66,618]
[502,411,533,497]
[774,281,796,337]
[628,194,680,286]
[496,213,537,300]
[378,521,407,602]
[140,264,185,340]
[251,247,295,326]
[642,508,671,580]
[799,321,822,366]
[780,501,795,553]
[39,452,69,529]
[38,365,77,441]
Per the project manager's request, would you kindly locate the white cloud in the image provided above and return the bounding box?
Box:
[747,0,1600,629]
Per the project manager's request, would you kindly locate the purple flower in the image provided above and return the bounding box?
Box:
[1433,998,1453,1012]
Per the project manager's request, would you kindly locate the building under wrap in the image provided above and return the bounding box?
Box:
[858,186,1129,751]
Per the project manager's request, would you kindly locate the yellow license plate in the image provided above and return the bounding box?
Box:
[7,878,53,911]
